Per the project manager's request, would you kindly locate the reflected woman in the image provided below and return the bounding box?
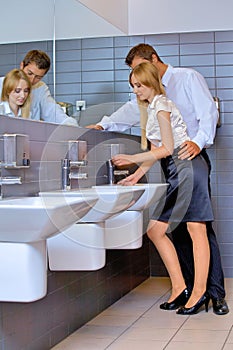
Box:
[0,69,31,118]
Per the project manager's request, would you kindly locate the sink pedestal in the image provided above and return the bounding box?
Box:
[102,183,168,250]
[104,211,143,249]
[0,195,99,302]
[47,223,106,271]
[47,211,143,272]
[44,186,145,271]
[0,241,47,302]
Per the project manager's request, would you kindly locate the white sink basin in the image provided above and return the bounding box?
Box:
[92,183,168,210]
[40,186,144,222]
[0,195,98,242]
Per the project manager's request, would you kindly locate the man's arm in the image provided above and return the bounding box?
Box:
[86,99,140,132]
[179,71,218,160]
[189,71,218,148]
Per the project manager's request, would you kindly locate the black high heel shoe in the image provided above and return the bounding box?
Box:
[176,292,210,315]
[160,288,190,310]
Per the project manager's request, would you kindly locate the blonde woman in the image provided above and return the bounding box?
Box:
[112,62,213,315]
[0,68,31,118]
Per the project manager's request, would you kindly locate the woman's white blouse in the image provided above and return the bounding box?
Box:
[146,95,190,149]
[0,101,22,118]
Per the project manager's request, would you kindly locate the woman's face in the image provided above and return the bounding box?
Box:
[8,79,30,108]
[131,73,154,103]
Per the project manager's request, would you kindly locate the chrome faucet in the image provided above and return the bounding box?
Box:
[61,158,88,190]
[61,159,71,190]
[61,140,88,190]
[106,159,129,185]
[106,159,115,185]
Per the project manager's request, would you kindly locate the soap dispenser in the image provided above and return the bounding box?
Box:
[3,133,30,168]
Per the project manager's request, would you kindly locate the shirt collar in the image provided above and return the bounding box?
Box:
[2,101,11,114]
[0,101,22,117]
[161,64,173,89]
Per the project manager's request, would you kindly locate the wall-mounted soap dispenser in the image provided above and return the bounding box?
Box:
[3,133,30,168]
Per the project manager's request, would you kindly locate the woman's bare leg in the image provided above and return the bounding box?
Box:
[185,222,210,308]
[147,219,186,301]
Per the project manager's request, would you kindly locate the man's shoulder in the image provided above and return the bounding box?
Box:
[33,81,47,89]
[172,66,201,79]
[32,81,50,98]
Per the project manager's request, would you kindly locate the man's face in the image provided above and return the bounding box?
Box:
[20,62,47,85]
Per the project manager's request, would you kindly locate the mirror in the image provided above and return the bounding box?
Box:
[0,0,126,125]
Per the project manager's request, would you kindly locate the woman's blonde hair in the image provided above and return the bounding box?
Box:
[129,61,165,96]
[129,62,165,150]
[1,69,32,118]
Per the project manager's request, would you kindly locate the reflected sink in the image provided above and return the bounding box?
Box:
[0,195,98,242]
[92,183,168,210]
[40,186,145,222]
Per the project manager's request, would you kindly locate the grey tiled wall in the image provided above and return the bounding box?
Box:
[0,29,233,348]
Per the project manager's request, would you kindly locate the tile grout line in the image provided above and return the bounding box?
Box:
[221,324,233,350]
[162,316,191,349]
[104,284,173,349]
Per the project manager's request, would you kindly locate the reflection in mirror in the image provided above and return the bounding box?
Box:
[0,0,133,130]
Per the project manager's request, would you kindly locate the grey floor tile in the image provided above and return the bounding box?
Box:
[51,277,233,350]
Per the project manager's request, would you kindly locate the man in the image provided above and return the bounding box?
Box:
[87,43,229,315]
[0,50,77,126]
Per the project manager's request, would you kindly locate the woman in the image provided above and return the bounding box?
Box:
[112,62,213,315]
[0,68,31,118]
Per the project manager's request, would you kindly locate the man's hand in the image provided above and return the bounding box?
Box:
[178,141,201,160]
[85,124,104,130]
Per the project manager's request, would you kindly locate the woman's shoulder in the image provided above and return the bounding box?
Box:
[151,95,172,111]
[0,101,13,116]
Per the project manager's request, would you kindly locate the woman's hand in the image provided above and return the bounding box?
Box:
[117,173,139,186]
[112,154,135,167]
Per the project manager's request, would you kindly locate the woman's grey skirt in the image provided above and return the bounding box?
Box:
[151,149,214,223]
